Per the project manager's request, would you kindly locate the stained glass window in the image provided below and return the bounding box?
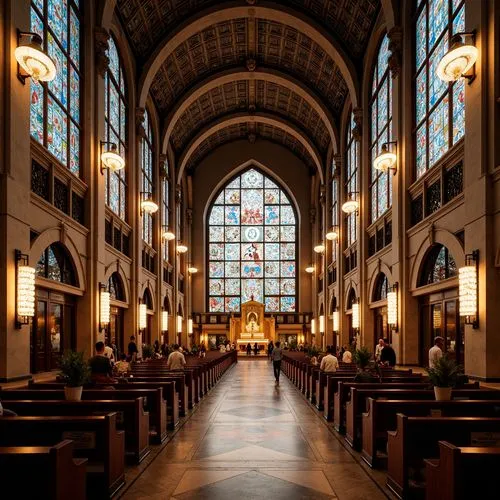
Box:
[207,168,297,313]
[105,36,127,220]
[415,0,465,179]
[331,161,339,262]
[35,243,77,285]
[370,34,392,222]
[345,113,358,247]
[30,0,81,176]
[162,160,171,262]
[419,244,457,285]
[141,109,154,245]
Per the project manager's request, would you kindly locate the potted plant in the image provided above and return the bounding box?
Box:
[426,355,463,400]
[353,346,379,382]
[59,350,90,401]
[142,344,154,360]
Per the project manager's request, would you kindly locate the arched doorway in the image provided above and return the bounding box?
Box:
[106,272,127,356]
[143,288,154,345]
[372,273,390,347]
[417,244,464,365]
[32,243,79,373]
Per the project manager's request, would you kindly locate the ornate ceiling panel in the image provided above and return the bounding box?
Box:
[286,0,380,58]
[171,81,249,151]
[150,18,248,113]
[256,20,349,115]
[186,122,316,172]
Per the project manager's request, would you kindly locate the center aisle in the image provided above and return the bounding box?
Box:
[121,360,387,499]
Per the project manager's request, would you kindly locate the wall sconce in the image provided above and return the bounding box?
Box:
[162,227,176,241]
[437,31,478,83]
[140,192,159,214]
[373,141,397,174]
[332,310,339,333]
[138,301,147,330]
[99,283,110,332]
[319,315,325,335]
[311,318,316,335]
[305,266,315,274]
[15,30,56,84]
[188,266,198,274]
[352,300,360,330]
[459,250,479,328]
[387,283,398,331]
[188,318,193,335]
[177,243,188,254]
[342,192,359,214]
[161,310,169,332]
[325,226,339,241]
[100,141,125,173]
[313,243,325,254]
[177,315,183,333]
[15,250,35,329]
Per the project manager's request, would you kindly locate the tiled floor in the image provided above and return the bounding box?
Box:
[121,360,388,499]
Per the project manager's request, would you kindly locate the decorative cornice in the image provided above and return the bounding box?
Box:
[94,27,110,78]
[352,108,362,141]
[246,58,256,72]
[388,26,403,79]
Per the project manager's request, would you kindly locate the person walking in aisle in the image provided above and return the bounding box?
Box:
[271,341,283,385]
[267,340,274,360]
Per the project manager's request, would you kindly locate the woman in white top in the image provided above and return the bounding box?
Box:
[342,350,352,363]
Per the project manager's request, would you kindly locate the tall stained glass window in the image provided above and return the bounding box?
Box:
[30,0,81,176]
[141,110,154,245]
[162,161,171,262]
[207,168,297,313]
[415,0,465,179]
[345,114,358,247]
[370,34,392,222]
[105,36,127,220]
[331,161,339,262]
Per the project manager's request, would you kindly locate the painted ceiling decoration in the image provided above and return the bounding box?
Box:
[114,0,382,170]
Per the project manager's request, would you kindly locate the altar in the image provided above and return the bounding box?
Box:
[229,298,275,354]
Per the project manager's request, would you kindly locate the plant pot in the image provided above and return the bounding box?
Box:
[65,386,83,401]
[434,386,452,401]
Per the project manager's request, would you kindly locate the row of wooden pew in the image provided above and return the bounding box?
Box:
[0,350,237,499]
[281,352,500,499]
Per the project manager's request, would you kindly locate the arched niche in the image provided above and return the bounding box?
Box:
[418,244,458,288]
[372,273,389,302]
[143,288,154,311]
[346,287,357,311]
[104,262,130,305]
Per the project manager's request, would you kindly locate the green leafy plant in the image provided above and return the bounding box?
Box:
[353,346,372,370]
[59,350,90,387]
[426,355,463,388]
[307,345,320,358]
[289,340,298,351]
[142,344,154,359]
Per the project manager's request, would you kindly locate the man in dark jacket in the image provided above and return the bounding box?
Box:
[379,338,396,367]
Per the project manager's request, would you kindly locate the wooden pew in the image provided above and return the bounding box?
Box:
[29,380,180,429]
[361,398,500,467]
[425,441,500,500]
[386,414,500,499]
[0,440,87,500]
[4,398,150,464]
[345,386,492,448]
[0,413,125,498]
[1,388,168,444]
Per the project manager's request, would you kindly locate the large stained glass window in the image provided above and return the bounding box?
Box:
[105,36,127,220]
[141,110,154,245]
[30,0,81,176]
[370,34,392,222]
[345,113,358,247]
[415,0,465,179]
[207,168,297,313]
[162,161,171,262]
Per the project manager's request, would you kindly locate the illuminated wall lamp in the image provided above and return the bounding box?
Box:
[162,227,176,241]
[141,192,159,214]
[15,30,56,84]
[342,192,359,214]
[332,310,339,333]
[161,310,169,332]
[325,227,339,241]
[177,243,188,254]
[459,250,479,328]
[352,300,360,330]
[437,31,478,83]
[314,243,325,254]
[99,283,110,332]
[387,283,398,331]
[100,141,125,173]
[311,318,316,335]
[188,267,198,274]
[305,266,315,274]
[373,141,397,174]
[138,301,147,330]
[15,250,35,329]
[177,315,183,333]
[188,318,193,335]
[319,315,325,335]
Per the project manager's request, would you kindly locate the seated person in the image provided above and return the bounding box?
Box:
[219,344,226,353]
[320,347,339,373]
[114,353,130,375]
[310,356,319,366]
[342,349,352,363]
[89,341,114,382]
[167,344,186,370]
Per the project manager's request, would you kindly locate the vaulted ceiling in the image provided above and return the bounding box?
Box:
[114,0,383,173]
